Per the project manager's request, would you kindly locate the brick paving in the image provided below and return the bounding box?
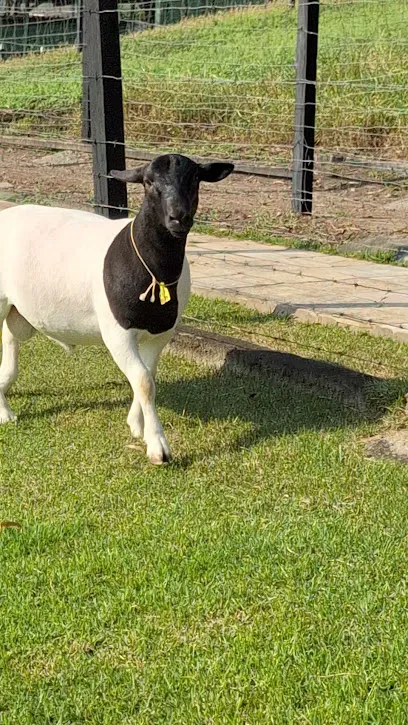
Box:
[188,233,408,342]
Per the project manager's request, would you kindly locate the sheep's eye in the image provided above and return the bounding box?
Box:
[145,179,161,196]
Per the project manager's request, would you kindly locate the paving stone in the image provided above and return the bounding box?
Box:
[342,278,408,295]
[193,275,260,291]
[187,233,408,342]
[192,259,319,286]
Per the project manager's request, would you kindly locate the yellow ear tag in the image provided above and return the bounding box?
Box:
[159,282,171,305]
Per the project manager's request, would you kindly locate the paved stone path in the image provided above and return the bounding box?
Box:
[188,233,408,342]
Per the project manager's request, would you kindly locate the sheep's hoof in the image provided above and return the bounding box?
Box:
[147,436,172,465]
[149,453,172,466]
[148,449,172,465]
[0,409,17,424]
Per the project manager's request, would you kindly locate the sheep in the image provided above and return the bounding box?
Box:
[0,153,234,464]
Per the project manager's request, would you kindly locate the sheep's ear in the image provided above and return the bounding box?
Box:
[110,166,146,184]
[198,162,234,183]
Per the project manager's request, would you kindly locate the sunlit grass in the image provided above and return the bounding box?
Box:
[2,295,408,722]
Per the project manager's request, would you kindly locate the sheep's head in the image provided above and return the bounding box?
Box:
[111,153,234,239]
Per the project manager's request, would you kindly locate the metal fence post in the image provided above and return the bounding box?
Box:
[84,0,128,218]
[292,0,320,214]
[155,0,163,26]
[81,0,91,141]
[75,0,83,50]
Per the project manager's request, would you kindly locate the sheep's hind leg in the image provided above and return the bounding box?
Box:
[0,307,35,424]
[0,301,15,423]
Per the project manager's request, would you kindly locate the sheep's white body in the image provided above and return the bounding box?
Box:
[0,204,191,464]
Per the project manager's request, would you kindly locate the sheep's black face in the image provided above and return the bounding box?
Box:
[111,154,234,239]
[144,155,199,238]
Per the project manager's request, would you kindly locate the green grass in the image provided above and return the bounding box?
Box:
[2,295,408,722]
[1,0,407,159]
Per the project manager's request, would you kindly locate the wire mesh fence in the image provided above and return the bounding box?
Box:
[1,3,407,166]
[0,0,408,326]
[0,1,407,226]
[118,1,295,166]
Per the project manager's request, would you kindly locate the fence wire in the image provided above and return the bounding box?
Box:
[1,0,407,247]
[1,0,408,373]
[3,0,406,163]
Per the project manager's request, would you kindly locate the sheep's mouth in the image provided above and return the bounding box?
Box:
[167,223,191,238]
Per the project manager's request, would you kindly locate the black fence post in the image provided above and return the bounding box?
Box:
[291,0,320,214]
[84,0,128,218]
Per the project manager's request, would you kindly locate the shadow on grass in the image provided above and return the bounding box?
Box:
[160,367,407,466]
[10,351,408,466]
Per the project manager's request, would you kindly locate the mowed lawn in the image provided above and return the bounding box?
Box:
[1,0,407,157]
[2,297,408,723]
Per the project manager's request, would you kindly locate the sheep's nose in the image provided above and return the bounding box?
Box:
[168,212,191,229]
[169,212,188,223]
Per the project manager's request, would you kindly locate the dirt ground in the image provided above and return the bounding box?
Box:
[1,146,408,254]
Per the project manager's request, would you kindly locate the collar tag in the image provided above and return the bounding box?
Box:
[159,282,171,305]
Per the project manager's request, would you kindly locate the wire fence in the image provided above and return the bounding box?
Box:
[0,0,407,240]
[2,1,408,159]
[1,0,408,375]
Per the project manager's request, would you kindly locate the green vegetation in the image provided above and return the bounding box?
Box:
[0,0,407,158]
[2,295,408,722]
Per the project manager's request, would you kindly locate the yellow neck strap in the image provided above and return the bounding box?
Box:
[130,217,180,305]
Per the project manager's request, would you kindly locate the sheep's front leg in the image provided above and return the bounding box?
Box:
[127,330,174,440]
[102,324,171,465]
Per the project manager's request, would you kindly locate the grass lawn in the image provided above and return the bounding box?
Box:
[2,295,408,723]
[0,0,407,159]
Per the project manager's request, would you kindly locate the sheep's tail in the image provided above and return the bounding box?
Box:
[46,336,75,355]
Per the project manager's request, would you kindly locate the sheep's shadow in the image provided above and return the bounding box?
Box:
[158,366,405,465]
[11,352,407,466]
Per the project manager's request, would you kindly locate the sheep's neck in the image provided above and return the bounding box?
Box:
[131,204,187,284]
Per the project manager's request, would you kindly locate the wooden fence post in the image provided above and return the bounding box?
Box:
[83,0,128,218]
[291,0,320,214]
